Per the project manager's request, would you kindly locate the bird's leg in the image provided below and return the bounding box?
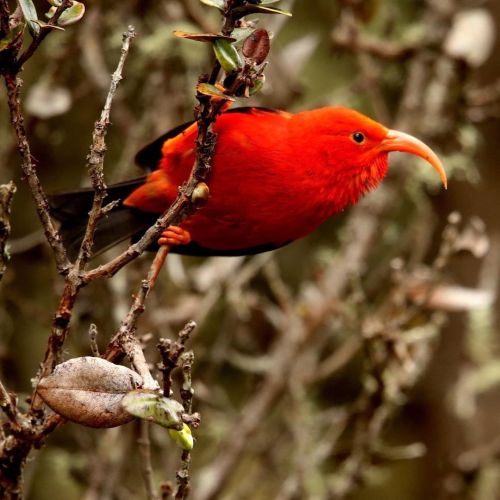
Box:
[158,225,192,247]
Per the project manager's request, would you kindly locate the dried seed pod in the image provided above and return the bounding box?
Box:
[243,29,270,65]
[37,357,143,428]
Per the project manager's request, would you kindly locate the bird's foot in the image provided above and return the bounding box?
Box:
[158,226,192,247]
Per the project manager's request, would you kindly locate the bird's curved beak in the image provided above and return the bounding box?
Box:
[382,130,447,189]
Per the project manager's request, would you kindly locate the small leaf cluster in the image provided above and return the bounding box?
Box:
[175,0,291,102]
[20,0,84,36]
[1,0,85,59]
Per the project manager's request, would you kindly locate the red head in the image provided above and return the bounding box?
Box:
[293,107,447,211]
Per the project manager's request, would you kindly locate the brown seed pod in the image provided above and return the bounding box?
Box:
[37,357,143,428]
[242,29,270,65]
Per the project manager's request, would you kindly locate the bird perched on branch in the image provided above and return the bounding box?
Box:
[49,107,447,260]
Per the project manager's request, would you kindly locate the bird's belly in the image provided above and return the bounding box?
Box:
[182,191,331,251]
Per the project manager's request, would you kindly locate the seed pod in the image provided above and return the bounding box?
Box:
[243,29,270,65]
[37,357,143,428]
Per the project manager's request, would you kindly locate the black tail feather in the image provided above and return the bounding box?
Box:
[48,177,156,261]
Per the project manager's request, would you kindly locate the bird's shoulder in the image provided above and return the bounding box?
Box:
[134,107,290,172]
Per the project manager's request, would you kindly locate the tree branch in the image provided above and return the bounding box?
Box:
[3,74,71,274]
[75,25,136,270]
[0,182,15,282]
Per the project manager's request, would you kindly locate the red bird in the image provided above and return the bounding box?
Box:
[49,107,447,260]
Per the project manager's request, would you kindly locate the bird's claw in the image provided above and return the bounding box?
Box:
[158,226,192,247]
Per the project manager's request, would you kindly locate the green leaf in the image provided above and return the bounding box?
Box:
[196,83,234,101]
[0,23,25,53]
[231,5,292,19]
[168,424,194,451]
[46,1,85,26]
[259,0,282,4]
[173,31,236,43]
[19,0,40,37]
[249,75,265,95]
[231,27,256,44]
[122,390,184,429]
[199,0,225,9]
[213,39,242,73]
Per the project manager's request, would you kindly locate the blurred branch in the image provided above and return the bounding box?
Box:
[0,379,28,433]
[158,321,196,398]
[467,79,500,107]
[195,188,391,500]
[332,19,419,60]
[137,421,158,500]
[175,351,195,500]
[0,182,15,282]
[181,0,215,33]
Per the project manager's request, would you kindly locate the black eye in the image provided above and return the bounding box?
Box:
[352,132,365,144]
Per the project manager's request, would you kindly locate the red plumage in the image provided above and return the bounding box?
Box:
[49,107,446,259]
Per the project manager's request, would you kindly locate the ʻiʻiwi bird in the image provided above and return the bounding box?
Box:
[49,107,447,260]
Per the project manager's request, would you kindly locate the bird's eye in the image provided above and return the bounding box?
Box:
[352,132,365,144]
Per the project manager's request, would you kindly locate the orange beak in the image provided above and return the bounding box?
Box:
[382,130,447,189]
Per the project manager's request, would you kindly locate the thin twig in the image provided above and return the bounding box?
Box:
[82,197,190,284]
[158,321,196,398]
[104,246,173,374]
[4,74,71,274]
[137,420,159,500]
[0,379,26,431]
[89,324,100,357]
[175,351,195,500]
[75,26,136,269]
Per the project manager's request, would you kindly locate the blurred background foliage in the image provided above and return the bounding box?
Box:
[1,0,500,499]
